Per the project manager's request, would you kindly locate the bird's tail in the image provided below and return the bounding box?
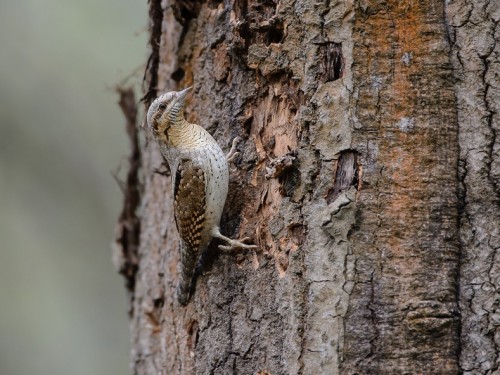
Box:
[176,241,198,306]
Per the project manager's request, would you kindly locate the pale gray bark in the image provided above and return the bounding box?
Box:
[446,1,500,374]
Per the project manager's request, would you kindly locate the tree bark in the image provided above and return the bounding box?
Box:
[446,1,500,374]
[113,0,500,374]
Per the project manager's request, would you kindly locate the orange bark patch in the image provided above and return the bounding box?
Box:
[243,82,300,277]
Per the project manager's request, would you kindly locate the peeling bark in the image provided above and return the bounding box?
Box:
[113,87,141,300]
[116,0,499,373]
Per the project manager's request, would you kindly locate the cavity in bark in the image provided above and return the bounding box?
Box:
[322,42,344,82]
[326,151,359,204]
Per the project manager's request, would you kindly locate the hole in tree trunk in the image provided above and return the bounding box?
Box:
[322,42,344,82]
[326,150,359,204]
[171,68,185,82]
[266,20,284,45]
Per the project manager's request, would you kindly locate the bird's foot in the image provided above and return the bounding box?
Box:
[213,229,258,252]
[226,137,241,164]
[218,237,258,252]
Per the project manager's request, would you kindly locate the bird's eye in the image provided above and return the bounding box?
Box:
[158,103,167,110]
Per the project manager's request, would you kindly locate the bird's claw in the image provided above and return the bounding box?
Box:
[227,152,240,163]
[226,136,242,163]
[218,237,258,252]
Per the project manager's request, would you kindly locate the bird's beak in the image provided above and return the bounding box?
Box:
[175,87,192,106]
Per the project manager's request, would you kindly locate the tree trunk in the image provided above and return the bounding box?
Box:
[113,0,500,374]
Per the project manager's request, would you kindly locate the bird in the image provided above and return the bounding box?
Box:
[146,87,257,305]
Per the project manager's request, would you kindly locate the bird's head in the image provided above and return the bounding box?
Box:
[147,87,191,142]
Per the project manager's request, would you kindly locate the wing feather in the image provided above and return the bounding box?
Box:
[173,159,207,250]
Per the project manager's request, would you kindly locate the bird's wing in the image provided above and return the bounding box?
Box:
[173,159,207,250]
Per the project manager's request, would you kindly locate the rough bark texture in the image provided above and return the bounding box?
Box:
[114,88,141,300]
[115,0,498,374]
[446,1,500,374]
[342,0,461,373]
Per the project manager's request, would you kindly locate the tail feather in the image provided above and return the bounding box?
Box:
[176,241,198,305]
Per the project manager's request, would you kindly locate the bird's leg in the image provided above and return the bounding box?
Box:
[226,136,241,164]
[213,228,258,252]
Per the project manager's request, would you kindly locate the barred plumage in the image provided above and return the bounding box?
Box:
[147,88,257,305]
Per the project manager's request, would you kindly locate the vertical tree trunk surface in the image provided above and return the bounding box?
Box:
[114,0,500,374]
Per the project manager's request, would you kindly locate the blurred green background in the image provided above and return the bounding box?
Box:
[0,1,147,374]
